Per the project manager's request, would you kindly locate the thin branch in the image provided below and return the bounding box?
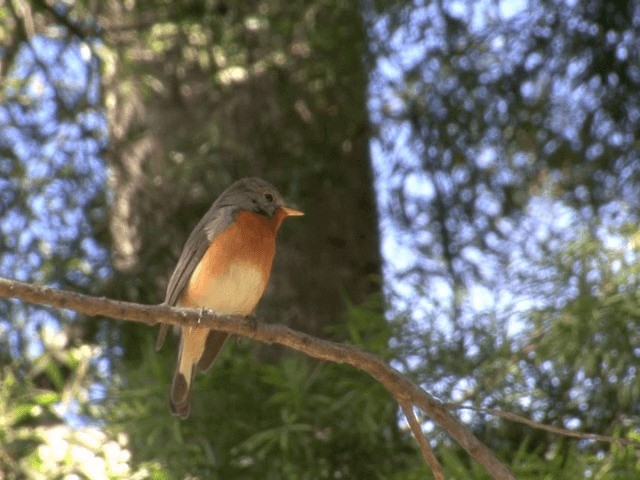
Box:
[0,9,23,92]
[400,401,445,480]
[446,404,638,447]
[0,277,515,479]
[32,0,96,40]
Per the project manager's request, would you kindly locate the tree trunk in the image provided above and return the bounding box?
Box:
[99,0,381,341]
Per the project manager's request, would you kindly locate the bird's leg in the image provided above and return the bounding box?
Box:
[197,307,205,325]
[247,314,259,337]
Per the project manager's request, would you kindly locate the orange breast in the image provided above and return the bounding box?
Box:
[182,210,280,315]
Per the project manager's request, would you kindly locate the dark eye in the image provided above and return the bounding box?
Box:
[264,192,274,202]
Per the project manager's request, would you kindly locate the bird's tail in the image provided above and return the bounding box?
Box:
[196,331,229,373]
[169,327,229,418]
[155,324,170,351]
[170,369,192,419]
[169,326,207,418]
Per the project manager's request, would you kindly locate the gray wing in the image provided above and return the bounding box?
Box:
[155,204,237,351]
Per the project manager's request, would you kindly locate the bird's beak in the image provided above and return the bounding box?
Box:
[280,206,304,217]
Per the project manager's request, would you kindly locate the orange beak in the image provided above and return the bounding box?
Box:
[280,206,304,217]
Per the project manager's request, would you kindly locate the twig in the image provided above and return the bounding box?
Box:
[445,404,638,447]
[400,401,445,480]
[32,0,96,39]
[0,277,514,479]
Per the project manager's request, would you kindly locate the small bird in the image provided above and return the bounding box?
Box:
[156,177,303,418]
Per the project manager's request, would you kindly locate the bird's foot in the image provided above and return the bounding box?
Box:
[247,314,259,337]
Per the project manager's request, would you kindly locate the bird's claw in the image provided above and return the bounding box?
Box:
[248,315,259,336]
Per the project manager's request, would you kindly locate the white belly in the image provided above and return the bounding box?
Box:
[187,261,266,315]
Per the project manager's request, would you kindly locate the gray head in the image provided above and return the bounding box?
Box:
[217,177,303,219]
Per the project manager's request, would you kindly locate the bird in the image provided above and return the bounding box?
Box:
[155,177,303,418]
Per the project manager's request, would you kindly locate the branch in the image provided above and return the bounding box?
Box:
[400,400,445,480]
[0,277,515,480]
[2,0,27,83]
[32,0,96,39]
[446,404,637,447]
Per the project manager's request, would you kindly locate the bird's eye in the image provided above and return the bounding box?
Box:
[264,192,274,202]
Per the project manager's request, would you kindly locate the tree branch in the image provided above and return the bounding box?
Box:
[400,400,445,480]
[0,276,514,480]
[446,404,637,447]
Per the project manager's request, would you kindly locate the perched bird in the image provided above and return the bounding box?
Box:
[156,177,303,418]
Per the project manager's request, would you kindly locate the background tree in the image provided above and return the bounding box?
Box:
[95,1,403,478]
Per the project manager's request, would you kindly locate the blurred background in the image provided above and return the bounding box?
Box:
[1,0,639,478]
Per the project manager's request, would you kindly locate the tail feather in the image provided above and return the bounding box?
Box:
[169,326,207,418]
[170,368,192,418]
[155,324,170,351]
[197,331,229,372]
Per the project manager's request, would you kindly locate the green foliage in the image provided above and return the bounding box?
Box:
[104,305,418,479]
[0,328,158,479]
[387,226,640,475]
[524,231,640,433]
